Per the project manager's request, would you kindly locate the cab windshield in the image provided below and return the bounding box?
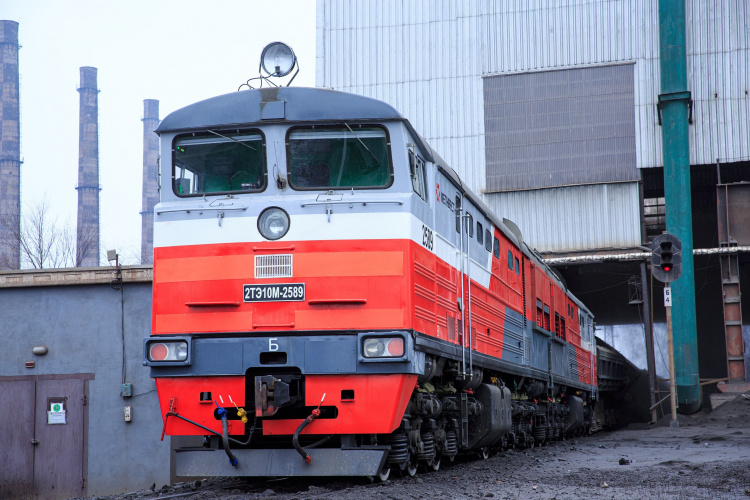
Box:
[287,126,391,189]
[173,131,266,196]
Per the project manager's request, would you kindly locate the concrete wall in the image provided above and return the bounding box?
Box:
[0,267,169,496]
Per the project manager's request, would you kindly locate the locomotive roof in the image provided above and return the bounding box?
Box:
[156,87,437,162]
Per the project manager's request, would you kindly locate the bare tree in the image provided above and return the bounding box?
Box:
[0,210,21,270]
[0,197,95,269]
[75,221,100,267]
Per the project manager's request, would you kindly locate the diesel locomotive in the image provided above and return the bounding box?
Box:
[143,85,598,479]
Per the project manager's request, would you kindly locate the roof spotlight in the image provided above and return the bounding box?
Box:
[260,42,297,77]
[238,41,300,91]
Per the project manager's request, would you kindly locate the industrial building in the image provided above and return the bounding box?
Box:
[315,0,750,404]
[0,268,169,498]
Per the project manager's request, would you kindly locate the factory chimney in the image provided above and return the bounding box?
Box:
[0,20,21,269]
[76,66,101,267]
[140,99,159,264]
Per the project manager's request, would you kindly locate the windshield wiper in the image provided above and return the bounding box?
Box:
[206,130,256,151]
[343,123,382,167]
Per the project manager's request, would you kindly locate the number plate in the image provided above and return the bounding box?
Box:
[243,283,305,302]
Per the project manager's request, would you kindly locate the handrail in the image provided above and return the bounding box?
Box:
[465,211,474,380]
[300,200,403,207]
[157,205,248,215]
[458,200,466,380]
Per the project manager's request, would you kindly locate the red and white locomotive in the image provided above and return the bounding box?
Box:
[144,83,597,478]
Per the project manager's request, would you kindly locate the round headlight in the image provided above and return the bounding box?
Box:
[363,338,385,357]
[174,344,188,361]
[258,207,290,240]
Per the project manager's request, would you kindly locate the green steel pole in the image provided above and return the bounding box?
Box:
[658,0,701,413]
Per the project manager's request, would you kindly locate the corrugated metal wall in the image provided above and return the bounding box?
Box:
[317,0,749,171]
[316,0,487,193]
[486,182,642,254]
[316,0,749,251]
[687,0,750,166]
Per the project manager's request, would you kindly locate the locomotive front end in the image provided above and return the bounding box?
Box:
[145,87,427,476]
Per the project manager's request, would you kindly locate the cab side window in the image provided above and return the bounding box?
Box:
[409,150,427,202]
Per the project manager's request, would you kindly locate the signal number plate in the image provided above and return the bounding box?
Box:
[243,283,305,302]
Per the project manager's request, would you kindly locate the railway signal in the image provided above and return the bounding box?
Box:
[651,232,683,427]
[651,233,682,283]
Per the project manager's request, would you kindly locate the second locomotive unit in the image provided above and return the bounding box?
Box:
[144,85,597,479]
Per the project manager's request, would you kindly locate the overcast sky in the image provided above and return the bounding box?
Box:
[3,1,316,264]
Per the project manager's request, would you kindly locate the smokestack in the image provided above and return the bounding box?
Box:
[0,20,21,269]
[76,66,100,267]
[140,99,159,264]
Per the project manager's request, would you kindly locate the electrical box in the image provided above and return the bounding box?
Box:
[121,383,132,398]
[124,406,132,422]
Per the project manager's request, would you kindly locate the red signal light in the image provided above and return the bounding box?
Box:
[662,263,672,272]
[149,343,169,361]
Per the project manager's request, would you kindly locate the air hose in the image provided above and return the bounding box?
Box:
[218,407,238,467]
[293,408,321,464]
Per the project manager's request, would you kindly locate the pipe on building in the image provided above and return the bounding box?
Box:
[544,246,750,265]
[657,0,701,414]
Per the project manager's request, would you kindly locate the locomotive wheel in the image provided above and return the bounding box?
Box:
[420,457,441,473]
[375,465,391,483]
[405,460,418,477]
[401,453,418,477]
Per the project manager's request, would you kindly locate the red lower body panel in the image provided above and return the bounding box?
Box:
[157,376,246,436]
[263,374,417,436]
[157,374,417,437]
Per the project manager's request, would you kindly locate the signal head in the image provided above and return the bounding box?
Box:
[651,233,682,283]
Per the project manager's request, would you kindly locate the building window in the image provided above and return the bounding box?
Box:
[483,64,637,192]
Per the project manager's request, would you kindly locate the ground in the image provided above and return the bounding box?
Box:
[76,394,750,500]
